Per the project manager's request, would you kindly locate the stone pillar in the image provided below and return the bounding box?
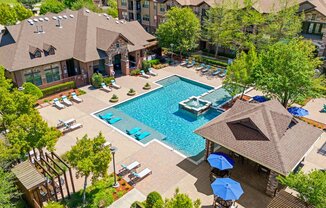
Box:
[266,170,279,197]
[205,139,214,160]
[105,64,113,76]
[121,60,130,75]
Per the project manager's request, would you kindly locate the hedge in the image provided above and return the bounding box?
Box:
[41,81,76,97]
[191,55,228,67]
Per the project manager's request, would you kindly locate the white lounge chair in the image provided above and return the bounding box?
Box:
[71,92,83,102]
[180,59,188,66]
[140,70,150,78]
[53,98,65,109]
[57,118,76,128]
[132,168,152,182]
[101,82,112,92]
[195,64,205,71]
[62,123,83,133]
[111,80,121,89]
[62,95,72,106]
[121,161,140,172]
[186,60,195,68]
[148,68,157,76]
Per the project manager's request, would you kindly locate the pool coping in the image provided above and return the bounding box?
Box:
[91,74,252,165]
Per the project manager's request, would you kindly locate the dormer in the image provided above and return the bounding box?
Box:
[29,45,42,58]
[43,43,56,56]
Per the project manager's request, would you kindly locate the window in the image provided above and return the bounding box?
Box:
[160,4,165,12]
[122,11,128,19]
[45,64,60,83]
[34,50,41,58]
[311,14,316,20]
[143,0,149,8]
[49,48,55,55]
[24,69,42,86]
[116,43,120,48]
[121,0,127,6]
[142,14,150,21]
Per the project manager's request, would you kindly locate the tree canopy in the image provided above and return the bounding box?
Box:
[0,3,18,26]
[18,0,41,9]
[40,0,65,15]
[277,170,326,208]
[22,82,43,99]
[65,132,112,204]
[14,3,33,21]
[156,7,200,56]
[0,167,20,208]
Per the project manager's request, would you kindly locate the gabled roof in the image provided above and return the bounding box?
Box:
[268,190,314,208]
[0,8,156,72]
[195,100,322,175]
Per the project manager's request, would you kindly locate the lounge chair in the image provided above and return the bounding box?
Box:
[111,80,121,89]
[202,65,211,73]
[219,69,227,78]
[131,168,152,182]
[212,68,222,76]
[62,95,72,106]
[180,59,188,66]
[195,64,205,71]
[121,161,140,172]
[99,113,113,120]
[135,131,151,140]
[57,118,76,128]
[321,104,326,113]
[62,123,83,133]
[53,98,65,109]
[108,117,121,124]
[101,83,112,92]
[186,60,195,68]
[71,92,83,102]
[140,70,150,78]
[148,68,157,76]
[127,127,141,135]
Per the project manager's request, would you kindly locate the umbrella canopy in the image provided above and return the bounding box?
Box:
[208,152,235,170]
[287,107,309,117]
[252,95,268,103]
[211,178,244,201]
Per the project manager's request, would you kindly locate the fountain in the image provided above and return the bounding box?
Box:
[179,96,212,117]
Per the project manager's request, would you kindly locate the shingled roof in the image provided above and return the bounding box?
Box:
[195,100,322,175]
[0,8,156,72]
[267,190,314,208]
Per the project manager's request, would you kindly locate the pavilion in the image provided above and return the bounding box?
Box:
[195,100,323,196]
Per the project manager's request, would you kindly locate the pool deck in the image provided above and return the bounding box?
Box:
[38,65,326,208]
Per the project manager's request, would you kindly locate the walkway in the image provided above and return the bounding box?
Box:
[108,189,146,208]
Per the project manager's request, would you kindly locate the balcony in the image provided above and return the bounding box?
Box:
[301,33,323,41]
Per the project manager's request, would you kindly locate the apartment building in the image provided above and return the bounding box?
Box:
[118,0,326,56]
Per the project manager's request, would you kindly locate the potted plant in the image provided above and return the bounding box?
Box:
[127,88,136,96]
[143,83,151,90]
[110,94,119,103]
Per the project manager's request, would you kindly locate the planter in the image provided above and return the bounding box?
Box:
[110,98,119,103]
[143,86,151,90]
[127,92,136,96]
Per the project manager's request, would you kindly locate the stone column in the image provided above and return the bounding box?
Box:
[121,59,130,75]
[205,139,214,160]
[266,170,279,197]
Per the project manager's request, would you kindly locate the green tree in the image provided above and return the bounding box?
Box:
[145,191,164,208]
[156,7,200,57]
[0,167,20,208]
[71,0,103,13]
[44,202,65,208]
[0,3,18,26]
[277,170,326,208]
[224,45,259,98]
[14,3,33,21]
[18,0,41,9]
[91,72,104,88]
[0,66,12,90]
[165,189,201,208]
[107,0,118,17]
[40,0,65,15]
[22,82,43,99]
[65,132,112,205]
[255,38,321,107]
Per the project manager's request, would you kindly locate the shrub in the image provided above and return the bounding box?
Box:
[145,192,164,208]
[148,59,160,66]
[41,81,75,97]
[91,73,104,88]
[110,94,119,102]
[191,55,203,63]
[92,189,114,208]
[131,201,146,208]
[127,88,136,96]
[142,61,151,72]
[103,76,115,85]
[143,83,151,89]
[130,69,141,76]
[22,82,43,99]
[152,64,168,69]
[44,202,64,208]
[202,57,228,67]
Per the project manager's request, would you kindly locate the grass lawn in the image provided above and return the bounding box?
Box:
[0,0,18,4]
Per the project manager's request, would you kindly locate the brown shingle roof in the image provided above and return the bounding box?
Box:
[267,190,314,208]
[195,100,323,175]
[0,8,156,72]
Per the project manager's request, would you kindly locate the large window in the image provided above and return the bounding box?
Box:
[142,14,150,21]
[303,22,323,35]
[160,4,165,12]
[143,0,149,8]
[121,0,127,6]
[24,69,42,86]
[45,64,61,83]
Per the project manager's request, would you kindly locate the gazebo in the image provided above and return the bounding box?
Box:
[195,100,323,196]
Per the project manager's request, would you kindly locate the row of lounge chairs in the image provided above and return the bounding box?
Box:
[99,112,122,124]
[180,60,227,78]
[140,69,157,79]
[119,161,152,185]
[101,80,121,93]
[126,127,151,140]
[53,92,83,109]
[56,118,83,133]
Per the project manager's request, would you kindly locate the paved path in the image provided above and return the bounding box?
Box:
[108,189,146,208]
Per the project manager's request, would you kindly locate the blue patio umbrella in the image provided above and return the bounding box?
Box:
[252,95,268,103]
[211,178,244,201]
[208,152,235,170]
[287,107,309,117]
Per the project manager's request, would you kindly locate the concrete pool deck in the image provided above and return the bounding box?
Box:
[38,65,326,207]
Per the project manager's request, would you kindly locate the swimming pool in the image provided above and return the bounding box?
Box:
[95,75,231,161]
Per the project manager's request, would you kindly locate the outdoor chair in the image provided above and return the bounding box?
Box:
[130,168,152,184]
[140,70,150,78]
[148,68,158,76]
[53,98,65,109]
[101,82,112,92]
[120,161,141,173]
[202,65,211,73]
[56,118,76,128]
[180,59,188,66]
[186,60,195,68]
[195,63,205,71]
[321,104,326,113]
[111,80,121,89]
[71,92,83,102]
[212,68,222,76]
[218,69,227,78]
[62,95,72,106]
[62,123,83,134]
[135,131,151,140]
[108,117,122,124]
[99,113,113,120]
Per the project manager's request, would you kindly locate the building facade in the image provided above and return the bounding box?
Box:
[0,9,157,88]
[118,0,326,56]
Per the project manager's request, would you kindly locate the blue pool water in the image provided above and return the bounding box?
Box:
[96,76,230,161]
